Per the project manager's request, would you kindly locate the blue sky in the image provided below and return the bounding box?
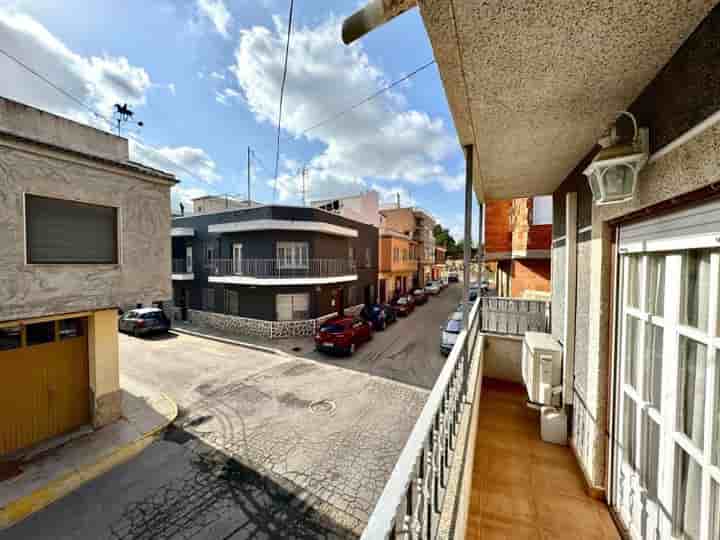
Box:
[0,0,478,240]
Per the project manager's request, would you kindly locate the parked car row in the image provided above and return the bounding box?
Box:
[315,278,454,357]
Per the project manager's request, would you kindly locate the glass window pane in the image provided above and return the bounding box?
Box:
[711,481,720,540]
[681,250,710,331]
[59,318,84,340]
[647,255,665,316]
[623,394,637,470]
[678,336,707,449]
[625,316,641,389]
[0,326,22,350]
[627,256,641,308]
[26,321,55,346]
[715,354,720,466]
[644,323,663,409]
[675,449,702,540]
[643,415,660,500]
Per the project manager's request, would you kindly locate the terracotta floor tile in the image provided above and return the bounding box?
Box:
[531,457,587,498]
[485,447,533,486]
[480,480,538,526]
[479,517,542,540]
[466,379,617,539]
[535,493,605,539]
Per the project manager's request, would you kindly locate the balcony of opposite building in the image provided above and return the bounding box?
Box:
[206,258,358,286]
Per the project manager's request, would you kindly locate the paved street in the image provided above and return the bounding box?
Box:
[1,287,461,539]
[301,283,463,389]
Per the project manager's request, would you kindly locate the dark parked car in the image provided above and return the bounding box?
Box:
[360,304,389,330]
[447,271,459,283]
[118,308,171,337]
[381,304,398,325]
[391,295,415,316]
[314,317,372,356]
[412,289,428,305]
[440,311,464,355]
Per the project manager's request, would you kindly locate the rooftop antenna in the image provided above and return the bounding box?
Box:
[396,192,400,208]
[113,103,142,136]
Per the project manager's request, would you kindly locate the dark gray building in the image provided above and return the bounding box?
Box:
[171,205,378,321]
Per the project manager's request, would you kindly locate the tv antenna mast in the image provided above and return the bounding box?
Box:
[113,103,143,136]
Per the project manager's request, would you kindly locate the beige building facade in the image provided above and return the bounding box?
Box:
[0,98,176,455]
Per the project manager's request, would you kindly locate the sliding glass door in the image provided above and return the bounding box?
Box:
[613,248,720,540]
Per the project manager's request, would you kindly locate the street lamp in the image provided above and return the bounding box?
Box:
[583,112,649,206]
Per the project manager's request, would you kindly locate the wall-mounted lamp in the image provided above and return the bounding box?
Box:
[583,112,649,206]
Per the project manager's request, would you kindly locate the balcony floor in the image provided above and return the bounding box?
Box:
[467,378,620,540]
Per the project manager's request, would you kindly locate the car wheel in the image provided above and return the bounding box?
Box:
[379,320,386,331]
[133,327,141,338]
[348,343,356,356]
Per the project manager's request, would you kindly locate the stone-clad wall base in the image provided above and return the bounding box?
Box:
[185,305,364,340]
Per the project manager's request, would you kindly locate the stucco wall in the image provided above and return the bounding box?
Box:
[0,140,174,322]
[482,334,522,383]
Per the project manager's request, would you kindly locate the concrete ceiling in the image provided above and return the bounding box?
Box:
[419,0,718,201]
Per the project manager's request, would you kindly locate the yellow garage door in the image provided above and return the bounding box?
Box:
[0,317,90,456]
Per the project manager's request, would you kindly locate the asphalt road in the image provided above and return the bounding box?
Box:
[302,283,463,389]
[2,289,461,540]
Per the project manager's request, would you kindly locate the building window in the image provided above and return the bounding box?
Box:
[393,247,400,262]
[277,242,309,269]
[531,195,553,225]
[25,195,118,264]
[365,247,371,268]
[202,288,215,311]
[26,321,55,346]
[276,293,309,321]
[225,289,239,315]
[349,246,356,261]
[59,318,84,339]
[0,326,22,350]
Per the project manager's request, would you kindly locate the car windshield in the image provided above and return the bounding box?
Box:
[445,318,463,333]
[413,290,423,294]
[320,322,346,333]
[397,298,408,305]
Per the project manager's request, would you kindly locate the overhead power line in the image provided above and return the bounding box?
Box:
[0,45,212,186]
[296,59,436,137]
[273,0,295,201]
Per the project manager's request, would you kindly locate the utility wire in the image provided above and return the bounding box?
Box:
[0,45,213,186]
[296,59,436,137]
[273,0,295,201]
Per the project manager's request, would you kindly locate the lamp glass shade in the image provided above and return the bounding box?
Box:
[602,164,635,198]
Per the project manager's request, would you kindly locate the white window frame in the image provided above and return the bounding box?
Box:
[277,241,309,269]
[276,293,310,321]
[185,246,193,273]
[612,245,720,540]
[232,243,243,275]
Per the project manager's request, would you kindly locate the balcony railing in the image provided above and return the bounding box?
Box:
[478,297,550,335]
[172,259,191,273]
[361,299,482,539]
[207,258,357,278]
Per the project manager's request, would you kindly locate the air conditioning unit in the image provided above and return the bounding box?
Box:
[522,331,563,407]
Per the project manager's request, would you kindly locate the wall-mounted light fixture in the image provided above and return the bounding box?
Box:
[583,112,649,206]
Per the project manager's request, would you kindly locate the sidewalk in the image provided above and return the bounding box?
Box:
[0,379,177,530]
[171,319,315,357]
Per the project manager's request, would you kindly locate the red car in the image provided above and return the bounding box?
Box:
[412,289,428,305]
[314,317,372,356]
[391,294,415,316]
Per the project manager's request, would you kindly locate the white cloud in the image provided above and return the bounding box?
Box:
[171,185,209,213]
[196,0,232,39]
[438,173,464,192]
[209,70,225,80]
[0,10,151,127]
[214,87,243,106]
[167,83,176,95]
[371,184,416,208]
[231,16,458,201]
[131,141,221,184]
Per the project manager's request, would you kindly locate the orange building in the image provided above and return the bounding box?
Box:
[378,229,419,303]
[483,196,552,298]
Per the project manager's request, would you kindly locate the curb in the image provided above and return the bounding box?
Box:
[0,393,178,531]
[171,327,293,357]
